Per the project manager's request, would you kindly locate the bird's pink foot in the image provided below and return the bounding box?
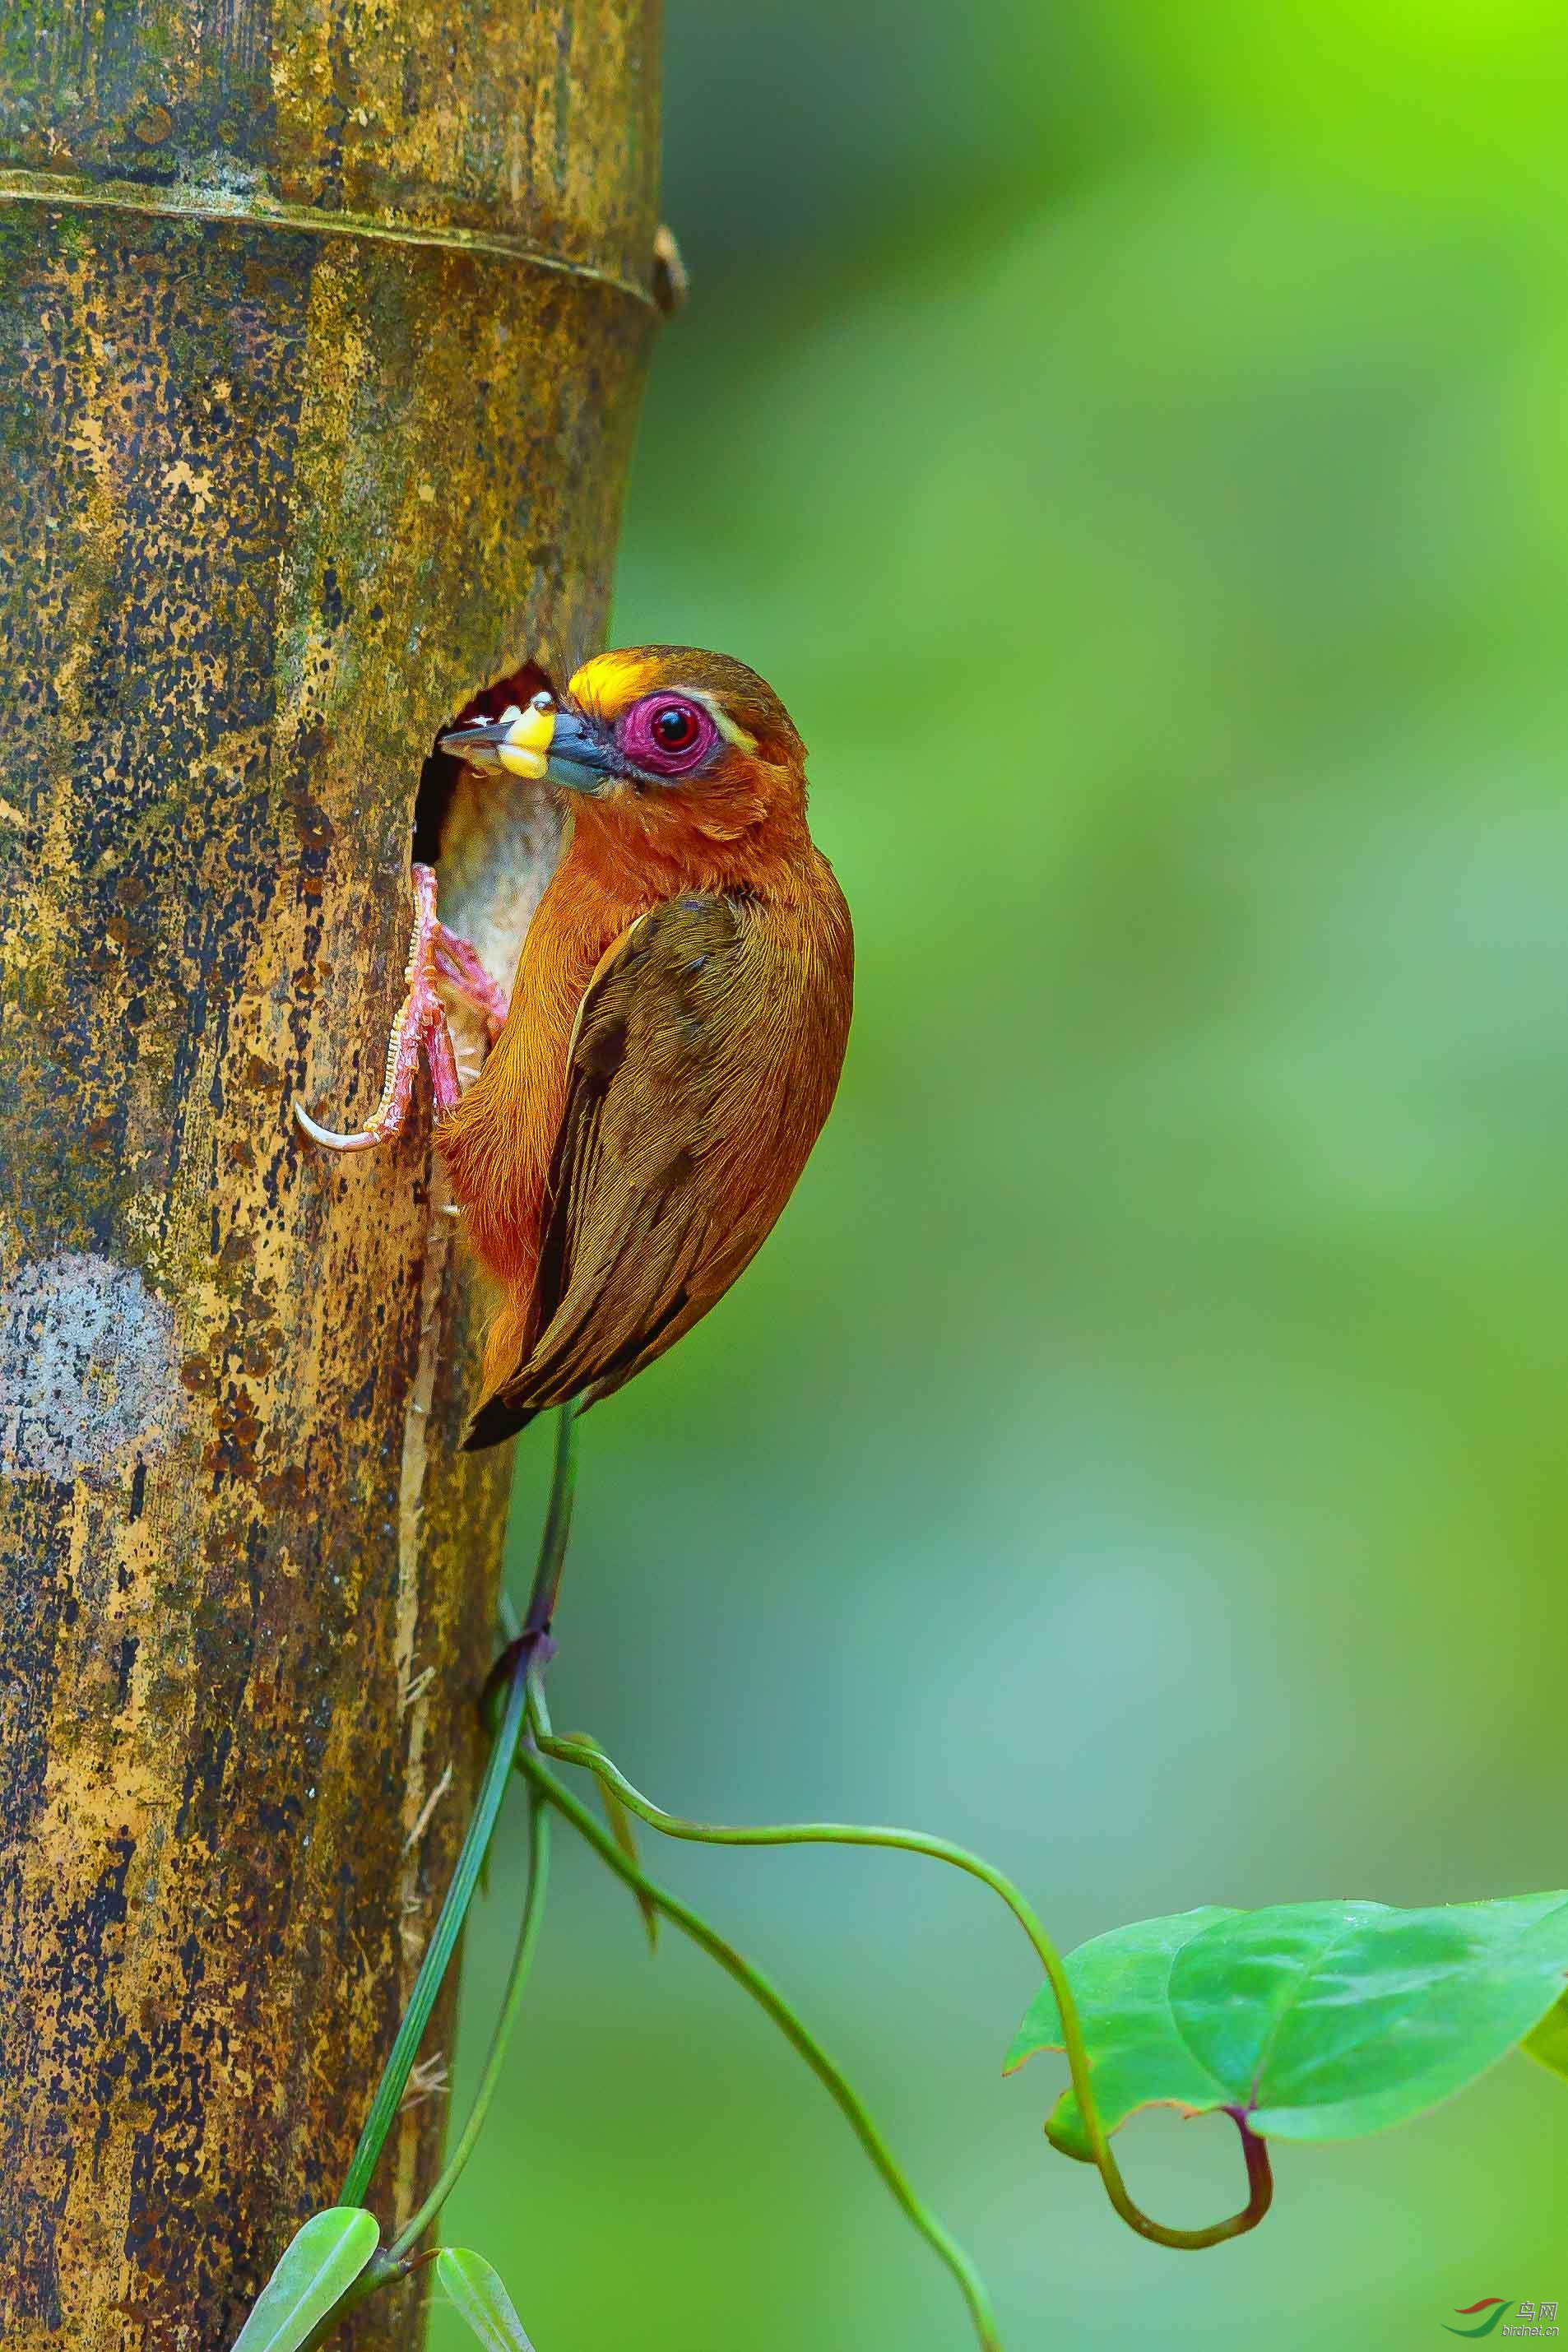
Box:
[433,923,509,1041]
[294,865,505,1153]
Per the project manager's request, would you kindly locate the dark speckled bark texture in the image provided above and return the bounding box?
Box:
[0,5,661,2343]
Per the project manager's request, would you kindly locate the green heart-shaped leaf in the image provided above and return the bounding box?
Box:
[1008,1893,1568,2154]
[1004,1906,1237,2163]
[230,2207,379,2351]
[1523,1988,1568,2083]
[436,2247,537,2350]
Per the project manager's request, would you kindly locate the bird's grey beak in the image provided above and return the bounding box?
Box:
[538,709,620,796]
[438,695,617,795]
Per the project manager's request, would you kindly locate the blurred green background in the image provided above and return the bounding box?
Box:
[433,4,1568,2345]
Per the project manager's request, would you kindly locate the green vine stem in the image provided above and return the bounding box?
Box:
[387,1792,552,2262]
[520,1719,1004,2352]
[282,1384,1266,2352]
[338,1401,578,2215]
[531,1728,1273,2252]
[338,1648,531,2210]
[285,1768,550,2342]
[526,1396,580,1633]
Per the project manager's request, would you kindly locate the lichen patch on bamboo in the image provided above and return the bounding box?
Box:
[0,1255,181,1483]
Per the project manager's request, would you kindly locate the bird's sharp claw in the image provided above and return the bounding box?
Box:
[293,1098,383,1153]
[294,870,505,1158]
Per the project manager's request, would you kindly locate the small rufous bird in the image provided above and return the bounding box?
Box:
[295,647,853,1449]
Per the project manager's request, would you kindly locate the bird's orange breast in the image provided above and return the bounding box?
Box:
[438,793,853,1406]
[437,851,628,1297]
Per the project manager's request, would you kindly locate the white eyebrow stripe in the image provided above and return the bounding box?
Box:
[686,689,757,756]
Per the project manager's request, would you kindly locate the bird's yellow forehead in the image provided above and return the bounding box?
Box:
[567,651,660,722]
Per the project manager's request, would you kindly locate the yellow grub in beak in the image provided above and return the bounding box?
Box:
[497,695,555,781]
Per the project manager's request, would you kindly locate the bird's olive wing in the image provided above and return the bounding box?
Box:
[474,893,772,1436]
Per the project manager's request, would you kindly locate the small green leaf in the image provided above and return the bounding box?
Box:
[1009,1894,1568,2155]
[230,2208,380,2352]
[597,1781,660,1952]
[1523,1988,1568,2082]
[1004,1907,1237,2162]
[436,2248,537,2351]
[564,1730,658,1951]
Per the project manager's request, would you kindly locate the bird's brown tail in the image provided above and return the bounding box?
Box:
[462,1393,539,1450]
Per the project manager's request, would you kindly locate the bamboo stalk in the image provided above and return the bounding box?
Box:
[0,4,662,2340]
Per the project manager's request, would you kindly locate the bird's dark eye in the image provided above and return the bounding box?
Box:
[653,703,698,749]
[621,693,719,777]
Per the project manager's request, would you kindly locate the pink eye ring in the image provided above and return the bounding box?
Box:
[619,693,718,777]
